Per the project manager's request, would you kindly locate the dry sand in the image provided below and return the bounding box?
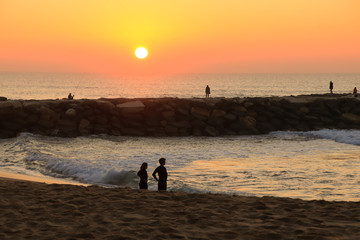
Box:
[0,178,359,240]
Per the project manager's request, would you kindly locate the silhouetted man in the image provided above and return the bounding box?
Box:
[205,85,210,98]
[68,93,74,100]
[329,81,333,94]
[152,158,168,191]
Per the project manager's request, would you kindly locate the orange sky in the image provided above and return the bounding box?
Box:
[1,0,359,77]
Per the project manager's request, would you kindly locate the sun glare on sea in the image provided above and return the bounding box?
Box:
[135,47,148,59]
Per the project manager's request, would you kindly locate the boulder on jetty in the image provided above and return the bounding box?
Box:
[0,94,359,138]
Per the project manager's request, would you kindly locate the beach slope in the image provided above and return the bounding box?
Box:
[0,178,359,240]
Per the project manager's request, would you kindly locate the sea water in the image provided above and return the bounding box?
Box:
[0,130,359,201]
[0,72,360,201]
[1,72,359,99]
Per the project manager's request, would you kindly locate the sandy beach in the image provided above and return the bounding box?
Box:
[0,177,359,240]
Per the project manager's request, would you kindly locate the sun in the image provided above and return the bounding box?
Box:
[135,47,148,59]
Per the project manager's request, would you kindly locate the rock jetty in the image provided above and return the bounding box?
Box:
[0,94,360,138]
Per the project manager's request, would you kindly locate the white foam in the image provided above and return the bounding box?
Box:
[45,158,138,187]
[306,129,360,146]
[271,129,360,146]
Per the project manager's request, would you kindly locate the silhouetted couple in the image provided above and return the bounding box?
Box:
[137,158,168,191]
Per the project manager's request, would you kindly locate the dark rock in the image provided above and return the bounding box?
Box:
[178,128,190,136]
[257,122,275,134]
[57,119,77,128]
[144,118,161,127]
[164,125,179,136]
[79,119,92,130]
[65,108,77,119]
[27,114,39,124]
[342,113,360,124]
[295,123,311,132]
[207,117,225,127]
[191,119,208,129]
[239,116,257,129]
[228,121,243,131]
[146,127,166,137]
[39,106,58,122]
[223,113,237,121]
[192,128,203,136]
[93,124,109,134]
[170,121,191,129]
[162,110,175,119]
[23,101,42,113]
[211,109,227,118]
[121,113,142,122]
[191,107,211,119]
[1,121,22,131]
[121,128,145,136]
[96,100,115,113]
[109,129,122,136]
[285,112,300,120]
[176,106,190,116]
[304,115,319,122]
[269,106,286,117]
[57,127,78,137]
[204,126,220,137]
[0,129,16,138]
[319,116,335,125]
[243,101,254,108]
[94,115,108,125]
[247,110,257,118]
[38,119,55,129]
[0,97,7,101]
[0,101,14,111]
[299,106,309,114]
[116,100,145,114]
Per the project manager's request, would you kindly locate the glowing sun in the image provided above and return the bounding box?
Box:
[135,47,148,59]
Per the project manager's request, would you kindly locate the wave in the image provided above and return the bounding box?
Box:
[304,129,360,146]
[271,129,360,146]
[44,158,139,187]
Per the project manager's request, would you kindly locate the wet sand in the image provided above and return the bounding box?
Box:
[0,177,359,240]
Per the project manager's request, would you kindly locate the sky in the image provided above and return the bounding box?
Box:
[1,0,359,77]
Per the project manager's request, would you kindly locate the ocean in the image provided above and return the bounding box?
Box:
[1,72,360,201]
[1,72,359,99]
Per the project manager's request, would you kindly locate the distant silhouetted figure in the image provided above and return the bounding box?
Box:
[353,87,357,97]
[329,81,333,94]
[68,93,74,100]
[205,85,211,98]
[152,158,168,191]
[137,162,148,189]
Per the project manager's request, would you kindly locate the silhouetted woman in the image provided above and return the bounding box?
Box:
[137,162,148,189]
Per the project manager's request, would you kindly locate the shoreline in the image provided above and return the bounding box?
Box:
[0,170,87,186]
[0,177,359,240]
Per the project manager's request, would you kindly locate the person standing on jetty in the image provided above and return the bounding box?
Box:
[329,81,333,94]
[152,158,168,191]
[137,162,148,189]
[205,85,211,98]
